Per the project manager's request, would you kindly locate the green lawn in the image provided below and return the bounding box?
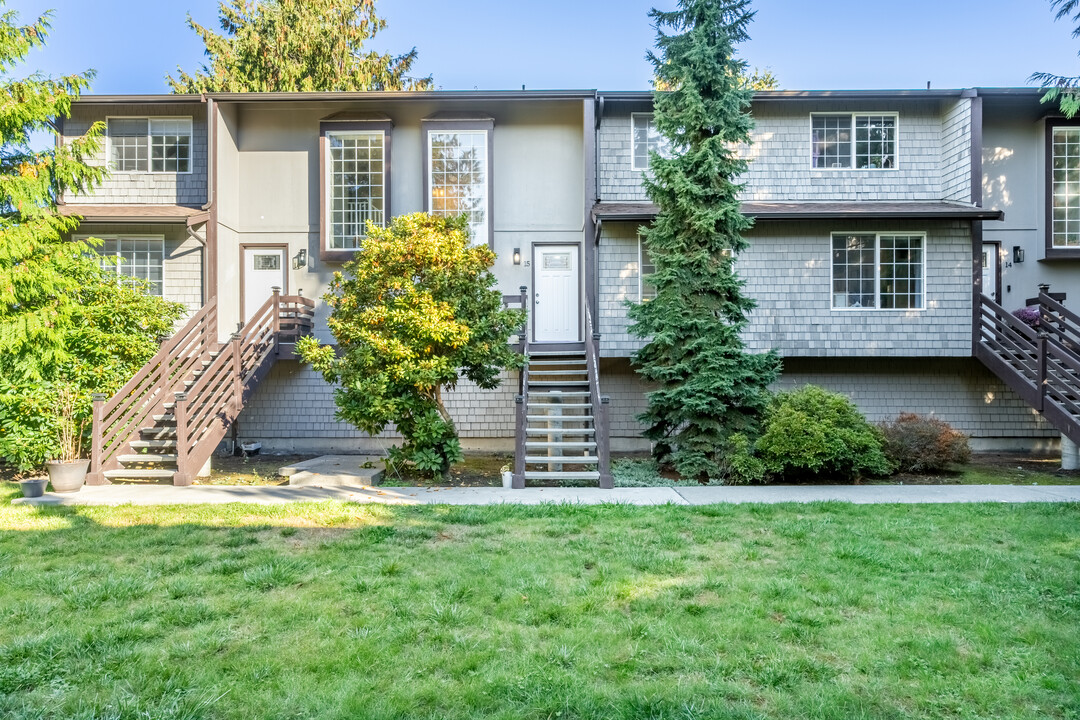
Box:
[1,484,1078,719]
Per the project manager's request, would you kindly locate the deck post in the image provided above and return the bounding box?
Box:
[173,392,192,486]
[1036,330,1048,413]
[271,286,282,356]
[87,393,108,485]
[230,332,243,411]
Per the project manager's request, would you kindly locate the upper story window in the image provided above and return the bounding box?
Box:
[319,119,392,260]
[831,232,923,310]
[631,113,671,171]
[88,235,165,296]
[107,117,192,173]
[638,234,656,301]
[811,114,896,169]
[424,118,493,246]
[1050,121,1080,252]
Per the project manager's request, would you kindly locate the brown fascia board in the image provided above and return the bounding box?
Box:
[599,89,970,103]
[205,89,598,102]
[73,94,206,104]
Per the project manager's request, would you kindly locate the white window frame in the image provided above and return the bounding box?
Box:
[427,129,490,245]
[810,113,899,171]
[324,129,387,251]
[106,116,193,175]
[638,233,656,301]
[1050,123,1080,250]
[80,233,166,296]
[829,231,925,311]
[631,112,671,171]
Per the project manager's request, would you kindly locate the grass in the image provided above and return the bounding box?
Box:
[1,483,1079,719]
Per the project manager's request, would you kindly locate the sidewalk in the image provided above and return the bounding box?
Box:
[11,483,1080,506]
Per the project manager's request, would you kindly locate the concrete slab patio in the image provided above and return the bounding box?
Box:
[10,483,1080,507]
[278,455,384,486]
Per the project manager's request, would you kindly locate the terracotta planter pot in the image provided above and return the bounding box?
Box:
[19,477,47,498]
[46,459,89,493]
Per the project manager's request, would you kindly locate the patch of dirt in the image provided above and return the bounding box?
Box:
[891,451,1080,485]
[196,453,316,486]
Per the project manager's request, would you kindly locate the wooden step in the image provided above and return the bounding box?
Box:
[130,440,177,450]
[118,454,178,464]
[528,360,587,367]
[526,415,593,423]
[528,390,591,397]
[528,351,585,357]
[526,441,597,449]
[529,380,590,387]
[526,427,595,435]
[524,471,600,481]
[527,403,593,410]
[103,468,176,480]
[140,427,177,438]
[151,414,177,424]
[527,370,588,376]
[524,455,599,464]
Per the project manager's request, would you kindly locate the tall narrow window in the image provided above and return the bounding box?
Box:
[638,234,657,301]
[91,235,165,296]
[428,129,489,244]
[631,113,671,171]
[327,131,386,250]
[831,232,923,309]
[1051,124,1080,249]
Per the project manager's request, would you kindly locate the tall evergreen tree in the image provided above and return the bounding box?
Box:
[169,0,432,93]
[628,0,780,480]
[1031,0,1080,117]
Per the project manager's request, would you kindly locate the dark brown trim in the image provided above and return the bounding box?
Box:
[582,97,598,324]
[971,221,983,354]
[970,94,983,206]
[1045,117,1080,259]
[593,202,1004,223]
[238,244,288,322]
[318,119,393,263]
[980,238,1002,305]
[421,118,495,249]
[55,114,65,205]
[207,101,219,304]
[530,242,583,344]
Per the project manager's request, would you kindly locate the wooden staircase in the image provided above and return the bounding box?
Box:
[974,288,1080,446]
[88,289,315,485]
[510,294,613,488]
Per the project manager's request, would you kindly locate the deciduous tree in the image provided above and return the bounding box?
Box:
[628,0,781,480]
[169,0,432,93]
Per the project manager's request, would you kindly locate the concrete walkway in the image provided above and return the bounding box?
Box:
[11,483,1080,507]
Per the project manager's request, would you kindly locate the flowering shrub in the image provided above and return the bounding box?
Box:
[1013,306,1041,328]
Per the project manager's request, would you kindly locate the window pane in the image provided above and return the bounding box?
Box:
[96,236,164,296]
[639,235,657,301]
[149,118,192,173]
[632,114,671,171]
[328,131,386,250]
[879,235,923,309]
[430,130,488,244]
[1052,127,1080,248]
[831,234,876,307]
[855,115,896,168]
[812,115,852,168]
[108,118,149,172]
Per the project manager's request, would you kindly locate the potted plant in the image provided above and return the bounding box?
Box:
[19,476,48,498]
[45,385,89,493]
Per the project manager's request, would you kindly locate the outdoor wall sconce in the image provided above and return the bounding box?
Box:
[294,248,307,269]
[1013,246,1025,263]
[513,247,521,265]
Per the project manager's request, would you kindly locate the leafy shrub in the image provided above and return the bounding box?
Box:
[753,386,894,481]
[879,413,970,473]
[719,433,766,485]
[1013,306,1040,328]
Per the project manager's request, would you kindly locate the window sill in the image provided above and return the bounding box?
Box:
[1041,248,1080,261]
[320,248,361,263]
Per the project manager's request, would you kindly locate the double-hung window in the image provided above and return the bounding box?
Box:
[638,234,656,301]
[90,235,165,296]
[831,233,924,309]
[631,113,671,171]
[424,119,492,246]
[1049,120,1080,252]
[319,120,391,259]
[107,118,192,173]
[811,114,896,169]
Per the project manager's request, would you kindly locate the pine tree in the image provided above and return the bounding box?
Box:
[628,0,781,480]
[168,0,432,93]
[1031,0,1080,118]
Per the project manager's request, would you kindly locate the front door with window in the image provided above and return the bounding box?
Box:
[982,242,1000,302]
[243,247,286,323]
[533,245,580,342]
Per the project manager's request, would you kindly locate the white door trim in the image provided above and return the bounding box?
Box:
[241,244,288,323]
[532,243,581,343]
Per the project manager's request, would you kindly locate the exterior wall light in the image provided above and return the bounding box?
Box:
[294,248,307,269]
[513,247,521,265]
[1013,246,1025,263]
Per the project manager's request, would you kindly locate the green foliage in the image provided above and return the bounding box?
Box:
[629,0,781,480]
[754,386,894,481]
[298,213,525,478]
[719,432,766,484]
[742,66,779,90]
[1031,0,1080,117]
[168,0,432,93]
[0,4,184,470]
[880,413,971,474]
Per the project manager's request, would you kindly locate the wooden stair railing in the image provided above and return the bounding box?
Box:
[584,296,613,488]
[501,286,530,488]
[88,298,219,485]
[975,290,1080,447]
[172,289,314,485]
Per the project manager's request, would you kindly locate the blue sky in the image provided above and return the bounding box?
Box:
[12,0,1080,93]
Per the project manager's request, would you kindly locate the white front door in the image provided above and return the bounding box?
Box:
[243,247,286,322]
[982,242,999,301]
[533,244,580,342]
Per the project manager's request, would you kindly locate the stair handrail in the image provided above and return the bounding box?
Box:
[1038,291,1080,355]
[584,294,613,488]
[509,285,529,488]
[172,290,314,484]
[88,297,218,484]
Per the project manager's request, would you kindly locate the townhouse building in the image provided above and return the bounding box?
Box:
[62,88,1079,486]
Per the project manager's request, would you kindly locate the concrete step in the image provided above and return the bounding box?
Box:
[118,454,178,464]
[526,441,597,449]
[103,468,175,480]
[525,427,595,435]
[524,471,600,481]
[524,455,599,464]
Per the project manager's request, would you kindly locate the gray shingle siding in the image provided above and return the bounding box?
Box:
[940,99,972,202]
[64,104,208,207]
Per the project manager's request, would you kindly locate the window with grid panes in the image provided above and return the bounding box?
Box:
[1051,125,1080,248]
[327,131,385,250]
[108,118,191,173]
[812,114,896,169]
[832,233,923,309]
[631,114,671,171]
[95,236,165,296]
[150,119,191,172]
[429,131,488,243]
[108,118,149,171]
[638,234,656,301]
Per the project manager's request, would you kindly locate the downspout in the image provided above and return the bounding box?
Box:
[204,97,219,306]
[966,89,984,354]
